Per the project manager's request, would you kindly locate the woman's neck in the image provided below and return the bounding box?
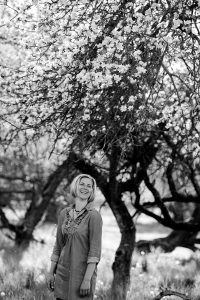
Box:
[75,198,88,211]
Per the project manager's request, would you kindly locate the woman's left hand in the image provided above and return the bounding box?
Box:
[80,278,91,297]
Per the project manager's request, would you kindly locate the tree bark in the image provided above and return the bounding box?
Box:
[14,155,75,246]
[107,199,135,300]
[108,146,136,300]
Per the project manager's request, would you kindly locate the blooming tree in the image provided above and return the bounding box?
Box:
[1,0,198,154]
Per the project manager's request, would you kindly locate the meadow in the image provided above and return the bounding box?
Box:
[0,207,200,300]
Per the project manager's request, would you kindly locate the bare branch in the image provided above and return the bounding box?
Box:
[143,169,172,222]
[0,189,33,194]
[154,289,191,300]
[134,187,200,231]
[189,166,200,197]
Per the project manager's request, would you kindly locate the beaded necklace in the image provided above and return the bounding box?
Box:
[62,208,88,236]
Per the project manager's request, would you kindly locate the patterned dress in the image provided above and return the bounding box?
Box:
[50,202,102,300]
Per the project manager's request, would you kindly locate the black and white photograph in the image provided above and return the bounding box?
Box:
[0,1,200,299]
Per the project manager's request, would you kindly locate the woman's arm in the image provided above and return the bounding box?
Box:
[80,262,97,296]
[47,209,65,291]
[50,209,65,264]
[87,210,102,264]
[80,210,102,296]
[49,261,57,275]
[83,262,97,281]
[47,261,57,291]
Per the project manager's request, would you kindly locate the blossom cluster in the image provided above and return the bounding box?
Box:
[0,0,200,156]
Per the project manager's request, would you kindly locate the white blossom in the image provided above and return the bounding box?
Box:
[90,130,97,137]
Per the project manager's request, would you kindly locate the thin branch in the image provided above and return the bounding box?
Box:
[0,8,19,28]
[0,115,21,129]
[189,166,200,197]
[163,133,200,198]
[134,202,166,224]
[143,195,200,205]
[0,189,33,194]
[162,133,189,167]
[154,289,191,300]
[161,62,189,138]
[143,169,172,222]
[134,190,200,231]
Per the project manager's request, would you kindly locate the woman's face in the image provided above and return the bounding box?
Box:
[77,177,93,201]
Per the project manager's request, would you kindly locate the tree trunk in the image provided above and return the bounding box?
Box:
[14,155,75,246]
[108,200,136,300]
[111,227,135,300]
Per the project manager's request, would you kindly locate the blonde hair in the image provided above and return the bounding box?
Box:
[70,174,96,202]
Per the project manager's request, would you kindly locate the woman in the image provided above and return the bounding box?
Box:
[47,174,102,300]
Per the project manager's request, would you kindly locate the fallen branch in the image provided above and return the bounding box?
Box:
[154,289,191,300]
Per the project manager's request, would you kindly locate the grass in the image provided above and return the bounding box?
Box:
[0,208,200,299]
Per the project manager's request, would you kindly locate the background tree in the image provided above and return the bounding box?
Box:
[0,142,78,247]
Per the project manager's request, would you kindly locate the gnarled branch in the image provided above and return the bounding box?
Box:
[154,289,191,300]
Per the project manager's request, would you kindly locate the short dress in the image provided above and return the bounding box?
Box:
[50,202,102,300]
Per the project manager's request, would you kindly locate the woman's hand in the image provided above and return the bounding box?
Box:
[46,273,55,292]
[80,278,91,297]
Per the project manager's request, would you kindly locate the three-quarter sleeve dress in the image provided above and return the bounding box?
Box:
[50,202,102,300]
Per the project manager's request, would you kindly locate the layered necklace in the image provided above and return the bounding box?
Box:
[74,206,86,213]
[73,204,87,219]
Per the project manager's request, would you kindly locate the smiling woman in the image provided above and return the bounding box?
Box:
[71,175,96,204]
[46,174,103,300]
